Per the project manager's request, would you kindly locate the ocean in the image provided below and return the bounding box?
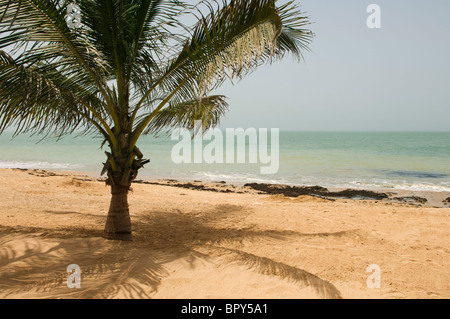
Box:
[1,131,449,192]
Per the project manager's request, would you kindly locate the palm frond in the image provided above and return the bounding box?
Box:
[0,0,109,84]
[0,0,119,132]
[144,95,228,134]
[131,0,312,146]
[275,1,313,61]
[0,50,110,138]
[79,1,189,106]
[186,0,313,94]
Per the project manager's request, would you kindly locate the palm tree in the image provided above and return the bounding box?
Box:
[0,0,312,240]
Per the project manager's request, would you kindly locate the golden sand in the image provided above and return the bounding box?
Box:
[0,168,449,299]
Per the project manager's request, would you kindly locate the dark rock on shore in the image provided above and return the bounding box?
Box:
[393,196,428,204]
[243,183,389,200]
[243,183,328,197]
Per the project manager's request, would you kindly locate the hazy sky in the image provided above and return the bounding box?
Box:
[212,0,450,131]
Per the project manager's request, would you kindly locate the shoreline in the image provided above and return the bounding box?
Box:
[11,168,450,208]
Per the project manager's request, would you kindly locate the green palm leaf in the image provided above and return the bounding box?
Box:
[131,0,312,147]
[0,49,106,137]
[145,95,228,134]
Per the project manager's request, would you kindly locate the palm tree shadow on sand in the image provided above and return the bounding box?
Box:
[0,204,344,299]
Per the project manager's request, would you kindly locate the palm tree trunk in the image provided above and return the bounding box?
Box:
[104,184,132,241]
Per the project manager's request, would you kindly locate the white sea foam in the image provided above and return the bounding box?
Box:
[346,180,450,192]
[0,160,84,170]
[147,170,285,186]
[391,183,450,192]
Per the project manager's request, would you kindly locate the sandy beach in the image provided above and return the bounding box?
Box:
[0,168,449,299]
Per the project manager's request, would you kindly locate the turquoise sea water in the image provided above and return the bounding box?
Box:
[0,131,449,192]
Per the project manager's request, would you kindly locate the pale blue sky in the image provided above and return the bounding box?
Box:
[212,0,450,131]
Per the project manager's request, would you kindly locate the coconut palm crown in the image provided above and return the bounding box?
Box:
[0,0,312,240]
